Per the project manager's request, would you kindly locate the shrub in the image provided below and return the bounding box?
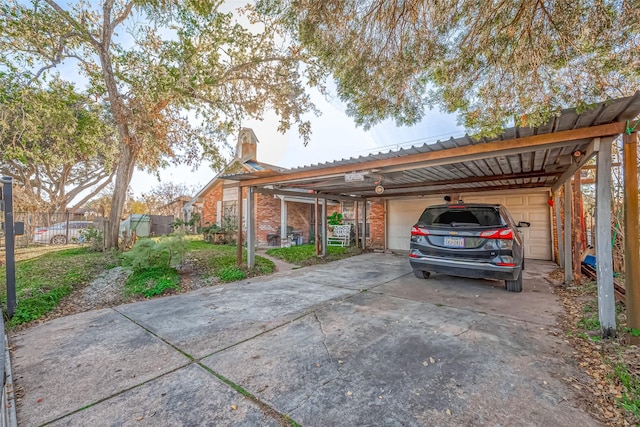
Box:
[122,235,186,298]
[123,234,187,271]
[80,227,104,252]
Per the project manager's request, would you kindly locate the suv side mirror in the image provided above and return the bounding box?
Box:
[516,221,531,228]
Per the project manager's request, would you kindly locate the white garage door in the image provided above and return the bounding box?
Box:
[387,190,552,260]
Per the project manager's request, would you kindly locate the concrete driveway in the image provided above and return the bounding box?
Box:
[11,253,600,426]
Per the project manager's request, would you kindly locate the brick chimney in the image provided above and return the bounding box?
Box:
[236,128,258,162]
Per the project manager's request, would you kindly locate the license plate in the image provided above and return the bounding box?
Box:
[444,237,465,247]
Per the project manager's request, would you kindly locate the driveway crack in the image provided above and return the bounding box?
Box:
[314,312,337,368]
[454,315,486,338]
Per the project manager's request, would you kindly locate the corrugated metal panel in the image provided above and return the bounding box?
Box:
[222,92,640,196]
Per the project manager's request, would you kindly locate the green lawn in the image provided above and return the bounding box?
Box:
[187,241,275,281]
[266,244,351,264]
[0,247,118,327]
[0,238,277,327]
[0,239,356,328]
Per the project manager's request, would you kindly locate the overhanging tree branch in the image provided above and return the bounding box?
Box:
[43,0,101,47]
[68,169,116,211]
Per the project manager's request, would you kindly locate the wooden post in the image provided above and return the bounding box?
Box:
[247,186,255,269]
[355,201,359,248]
[596,138,616,337]
[564,180,573,284]
[322,197,327,257]
[362,199,367,250]
[384,199,388,250]
[280,197,287,246]
[554,192,564,267]
[237,186,243,266]
[573,170,582,284]
[624,131,640,343]
[314,196,319,255]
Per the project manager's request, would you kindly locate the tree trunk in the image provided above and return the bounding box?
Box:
[98,31,137,248]
[107,142,137,248]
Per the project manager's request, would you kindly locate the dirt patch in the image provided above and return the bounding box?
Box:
[554,276,640,426]
[79,267,132,309]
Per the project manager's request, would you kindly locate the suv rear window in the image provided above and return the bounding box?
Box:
[418,206,502,227]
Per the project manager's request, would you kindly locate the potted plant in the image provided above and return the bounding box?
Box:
[327,211,343,227]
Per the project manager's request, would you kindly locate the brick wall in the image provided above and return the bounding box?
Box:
[256,193,281,246]
[287,202,311,243]
[202,182,223,226]
[254,196,313,246]
[368,199,385,249]
[203,188,344,247]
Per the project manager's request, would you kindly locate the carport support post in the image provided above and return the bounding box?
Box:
[596,138,616,337]
[314,196,319,255]
[554,192,564,267]
[246,186,255,269]
[573,170,583,284]
[354,200,359,247]
[362,199,367,250]
[237,186,243,267]
[563,180,573,284]
[280,197,287,246]
[322,197,327,257]
[623,131,640,343]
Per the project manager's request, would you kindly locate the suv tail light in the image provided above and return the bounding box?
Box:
[411,226,429,236]
[480,228,513,239]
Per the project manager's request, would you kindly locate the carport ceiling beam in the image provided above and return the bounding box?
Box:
[375,182,551,198]
[253,186,366,202]
[551,137,603,192]
[365,170,560,192]
[234,122,626,187]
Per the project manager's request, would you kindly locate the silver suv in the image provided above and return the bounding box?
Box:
[33,221,94,245]
[408,203,529,292]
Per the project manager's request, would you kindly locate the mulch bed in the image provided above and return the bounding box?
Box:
[552,269,639,426]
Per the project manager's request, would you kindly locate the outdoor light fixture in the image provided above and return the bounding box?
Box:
[375,185,385,194]
[574,150,582,157]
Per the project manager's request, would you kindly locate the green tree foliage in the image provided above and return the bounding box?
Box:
[1,0,317,246]
[0,76,117,212]
[257,0,640,135]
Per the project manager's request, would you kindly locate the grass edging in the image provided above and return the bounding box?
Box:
[266,244,351,265]
[198,364,301,427]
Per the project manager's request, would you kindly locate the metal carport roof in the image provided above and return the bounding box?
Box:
[223,92,640,199]
[226,93,640,340]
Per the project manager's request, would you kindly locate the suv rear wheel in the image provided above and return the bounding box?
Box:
[413,269,431,279]
[51,235,67,245]
[505,269,523,292]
